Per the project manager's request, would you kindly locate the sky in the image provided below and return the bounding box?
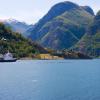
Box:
[0,0,99,24]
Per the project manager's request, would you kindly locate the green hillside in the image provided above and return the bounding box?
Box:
[28,1,94,50]
[0,23,45,58]
[74,11,100,57]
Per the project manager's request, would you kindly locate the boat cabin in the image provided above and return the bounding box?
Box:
[3,52,13,60]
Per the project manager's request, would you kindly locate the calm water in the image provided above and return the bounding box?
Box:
[0,60,100,100]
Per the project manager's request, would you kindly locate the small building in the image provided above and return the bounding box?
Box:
[36,54,64,60]
[37,54,53,60]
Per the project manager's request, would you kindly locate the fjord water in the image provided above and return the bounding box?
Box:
[0,60,100,100]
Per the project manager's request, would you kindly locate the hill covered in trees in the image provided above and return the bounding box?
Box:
[0,23,46,58]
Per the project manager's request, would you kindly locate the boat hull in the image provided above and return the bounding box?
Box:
[0,59,17,62]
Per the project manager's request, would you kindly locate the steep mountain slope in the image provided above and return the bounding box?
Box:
[24,25,35,37]
[0,23,46,58]
[81,6,94,15]
[28,1,94,50]
[75,11,100,57]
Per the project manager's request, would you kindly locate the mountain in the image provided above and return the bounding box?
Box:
[81,6,94,15]
[24,24,35,37]
[1,19,33,37]
[74,11,100,57]
[0,22,47,58]
[28,1,94,50]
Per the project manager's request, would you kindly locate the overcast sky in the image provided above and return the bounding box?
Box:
[0,0,99,24]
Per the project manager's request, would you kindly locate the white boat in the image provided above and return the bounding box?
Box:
[0,51,17,62]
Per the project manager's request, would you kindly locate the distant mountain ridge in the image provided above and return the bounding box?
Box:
[0,19,33,37]
[27,1,94,50]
